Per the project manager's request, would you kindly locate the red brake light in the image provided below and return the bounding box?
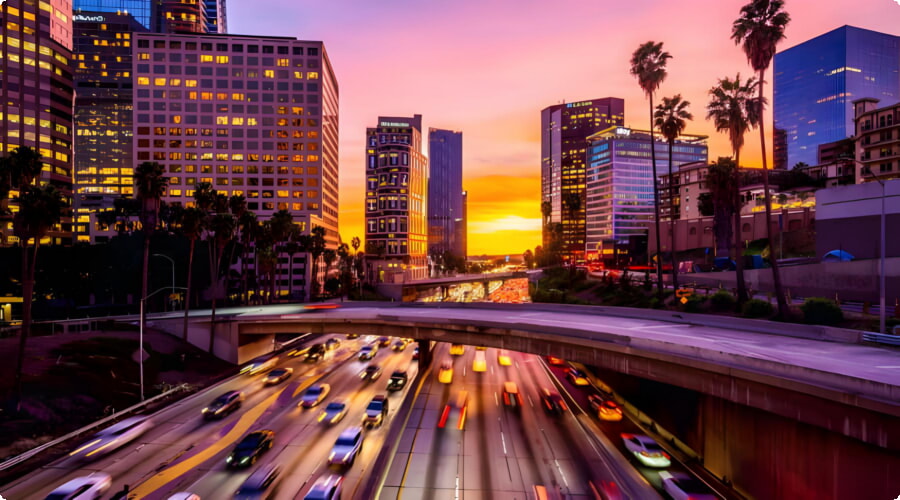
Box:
[437,405,450,428]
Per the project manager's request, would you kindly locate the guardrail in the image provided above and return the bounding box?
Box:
[0,383,190,473]
[356,361,431,499]
[862,331,900,346]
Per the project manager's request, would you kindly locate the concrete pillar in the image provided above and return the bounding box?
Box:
[417,338,433,369]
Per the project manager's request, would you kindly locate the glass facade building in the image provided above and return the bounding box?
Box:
[774,25,900,168]
[541,98,624,263]
[204,0,226,33]
[73,0,153,30]
[427,128,465,258]
[584,127,707,260]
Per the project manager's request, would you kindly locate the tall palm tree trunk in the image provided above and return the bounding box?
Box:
[208,245,219,352]
[13,241,38,412]
[648,97,664,296]
[182,238,196,341]
[288,254,294,301]
[758,68,788,317]
[140,230,150,329]
[734,151,748,304]
[667,140,679,291]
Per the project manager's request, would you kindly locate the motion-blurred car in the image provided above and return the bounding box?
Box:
[241,356,278,375]
[359,364,383,381]
[659,471,717,500]
[363,394,388,428]
[620,433,671,468]
[412,346,420,360]
[318,401,348,424]
[346,333,360,339]
[287,346,310,358]
[304,474,343,500]
[391,339,407,351]
[44,473,111,500]
[263,368,293,385]
[438,390,469,430]
[166,493,200,500]
[596,399,623,421]
[299,384,331,408]
[566,368,590,386]
[387,371,408,391]
[545,355,565,366]
[437,361,454,384]
[69,416,152,460]
[449,343,465,356]
[226,430,274,468]
[234,464,281,500]
[324,338,341,350]
[502,382,523,410]
[539,389,568,415]
[472,350,487,372]
[497,349,512,366]
[328,426,363,467]
[202,391,244,419]
[358,343,378,361]
[376,336,392,347]
[475,346,488,351]
[305,344,328,362]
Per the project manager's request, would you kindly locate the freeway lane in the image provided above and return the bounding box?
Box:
[1,334,418,500]
[382,343,660,499]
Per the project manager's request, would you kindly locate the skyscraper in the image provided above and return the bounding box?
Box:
[364,115,428,282]
[1,0,75,245]
[204,0,226,33]
[73,0,153,31]
[774,25,900,168]
[72,12,147,242]
[133,32,339,298]
[584,126,708,262]
[541,98,625,263]
[427,128,465,259]
[156,0,208,34]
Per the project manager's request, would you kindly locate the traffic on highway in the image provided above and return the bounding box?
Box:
[2,332,724,500]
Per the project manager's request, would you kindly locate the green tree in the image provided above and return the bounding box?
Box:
[238,211,258,304]
[523,249,535,270]
[630,41,671,296]
[308,226,326,298]
[654,94,693,290]
[704,158,741,267]
[178,207,205,341]
[732,0,791,317]
[0,147,43,246]
[206,212,236,351]
[134,162,169,328]
[707,75,760,303]
[12,184,65,411]
[269,210,294,299]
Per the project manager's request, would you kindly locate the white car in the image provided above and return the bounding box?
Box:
[327,426,363,466]
[304,474,343,500]
[69,416,152,460]
[167,494,201,500]
[44,472,111,499]
[659,471,717,500]
[620,433,671,468]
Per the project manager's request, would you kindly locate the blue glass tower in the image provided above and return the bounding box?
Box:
[427,128,465,258]
[73,0,152,30]
[774,26,900,168]
[204,0,226,33]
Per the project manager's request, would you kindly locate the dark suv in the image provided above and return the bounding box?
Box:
[363,395,389,428]
[226,429,274,468]
[386,371,408,392]
[202,390,243,420]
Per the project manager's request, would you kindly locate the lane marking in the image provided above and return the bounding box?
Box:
[501,431,508,455]
[494,392,499,407]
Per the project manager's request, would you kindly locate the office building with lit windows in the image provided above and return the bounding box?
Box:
[584,126,707,262]
[364,115,428,282]
[204,0,226,33]
[72,12,147,242]
[0,0,75,246]
[774,25,900,168]
[427,128,465,259]
[73,0,153,30]
[133,32,339,298]
[541,98,624,263]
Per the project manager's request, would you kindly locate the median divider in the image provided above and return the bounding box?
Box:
[355,361,432,500]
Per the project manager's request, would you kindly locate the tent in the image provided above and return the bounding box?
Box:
[822,249,854,262]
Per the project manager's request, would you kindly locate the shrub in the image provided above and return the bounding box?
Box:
[682,295,706,313]
[800,297,844,326]
[742,299,774,318]
[709,290,737,312]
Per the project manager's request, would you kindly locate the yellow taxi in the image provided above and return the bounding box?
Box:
[497,349,512,366]
[438,361,454,384]
[449,344,465,356]
[472,350,487,372]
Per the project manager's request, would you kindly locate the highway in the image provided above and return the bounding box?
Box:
[381,343,663,499]
[1,334,418,500]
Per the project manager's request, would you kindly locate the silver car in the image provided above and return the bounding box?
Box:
[44,472,111,499]
[69,416,152,460]
[328,426,363,466]
[234,464,281,500]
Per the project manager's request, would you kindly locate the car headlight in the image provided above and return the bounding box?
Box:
[202,407,209,413]
[241,457,250,464]
[226,455,233,463]
[328,452,336,461]
[331,414,342,423]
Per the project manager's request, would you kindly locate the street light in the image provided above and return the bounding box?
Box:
[863,167,888,334]
[152,253,175,311]
[139,285,187,401]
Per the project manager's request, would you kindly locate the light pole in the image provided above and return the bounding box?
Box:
[152,253,175,311]
[864,167,888,334]
[139,286,188,401]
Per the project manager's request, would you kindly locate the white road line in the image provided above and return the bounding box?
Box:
[494,392,499,406]
[527,394,534,407]
[555,459,570,487]
[501,431,508,455]
[455,475,460,500]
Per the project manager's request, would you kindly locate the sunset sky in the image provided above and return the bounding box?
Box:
[230,0,900,256]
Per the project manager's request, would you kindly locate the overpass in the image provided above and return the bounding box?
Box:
[150,302,900,499]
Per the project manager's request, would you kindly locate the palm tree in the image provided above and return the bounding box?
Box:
[179,207,205,341]
[206,213,236,351]
[238,211,258,304]
[269,210,294,299]
[254,221,275,303]
[135,161,169,327]
[707,74,760,304]
[12,184,65,411]
[654,94,693,291]
[630,41,672,295]
[704,158,740,265]
[1,147,45,246]
[308,226,327,299]
[732,0,791,317]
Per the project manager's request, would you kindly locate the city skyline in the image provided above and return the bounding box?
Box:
[230,0,900,255]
